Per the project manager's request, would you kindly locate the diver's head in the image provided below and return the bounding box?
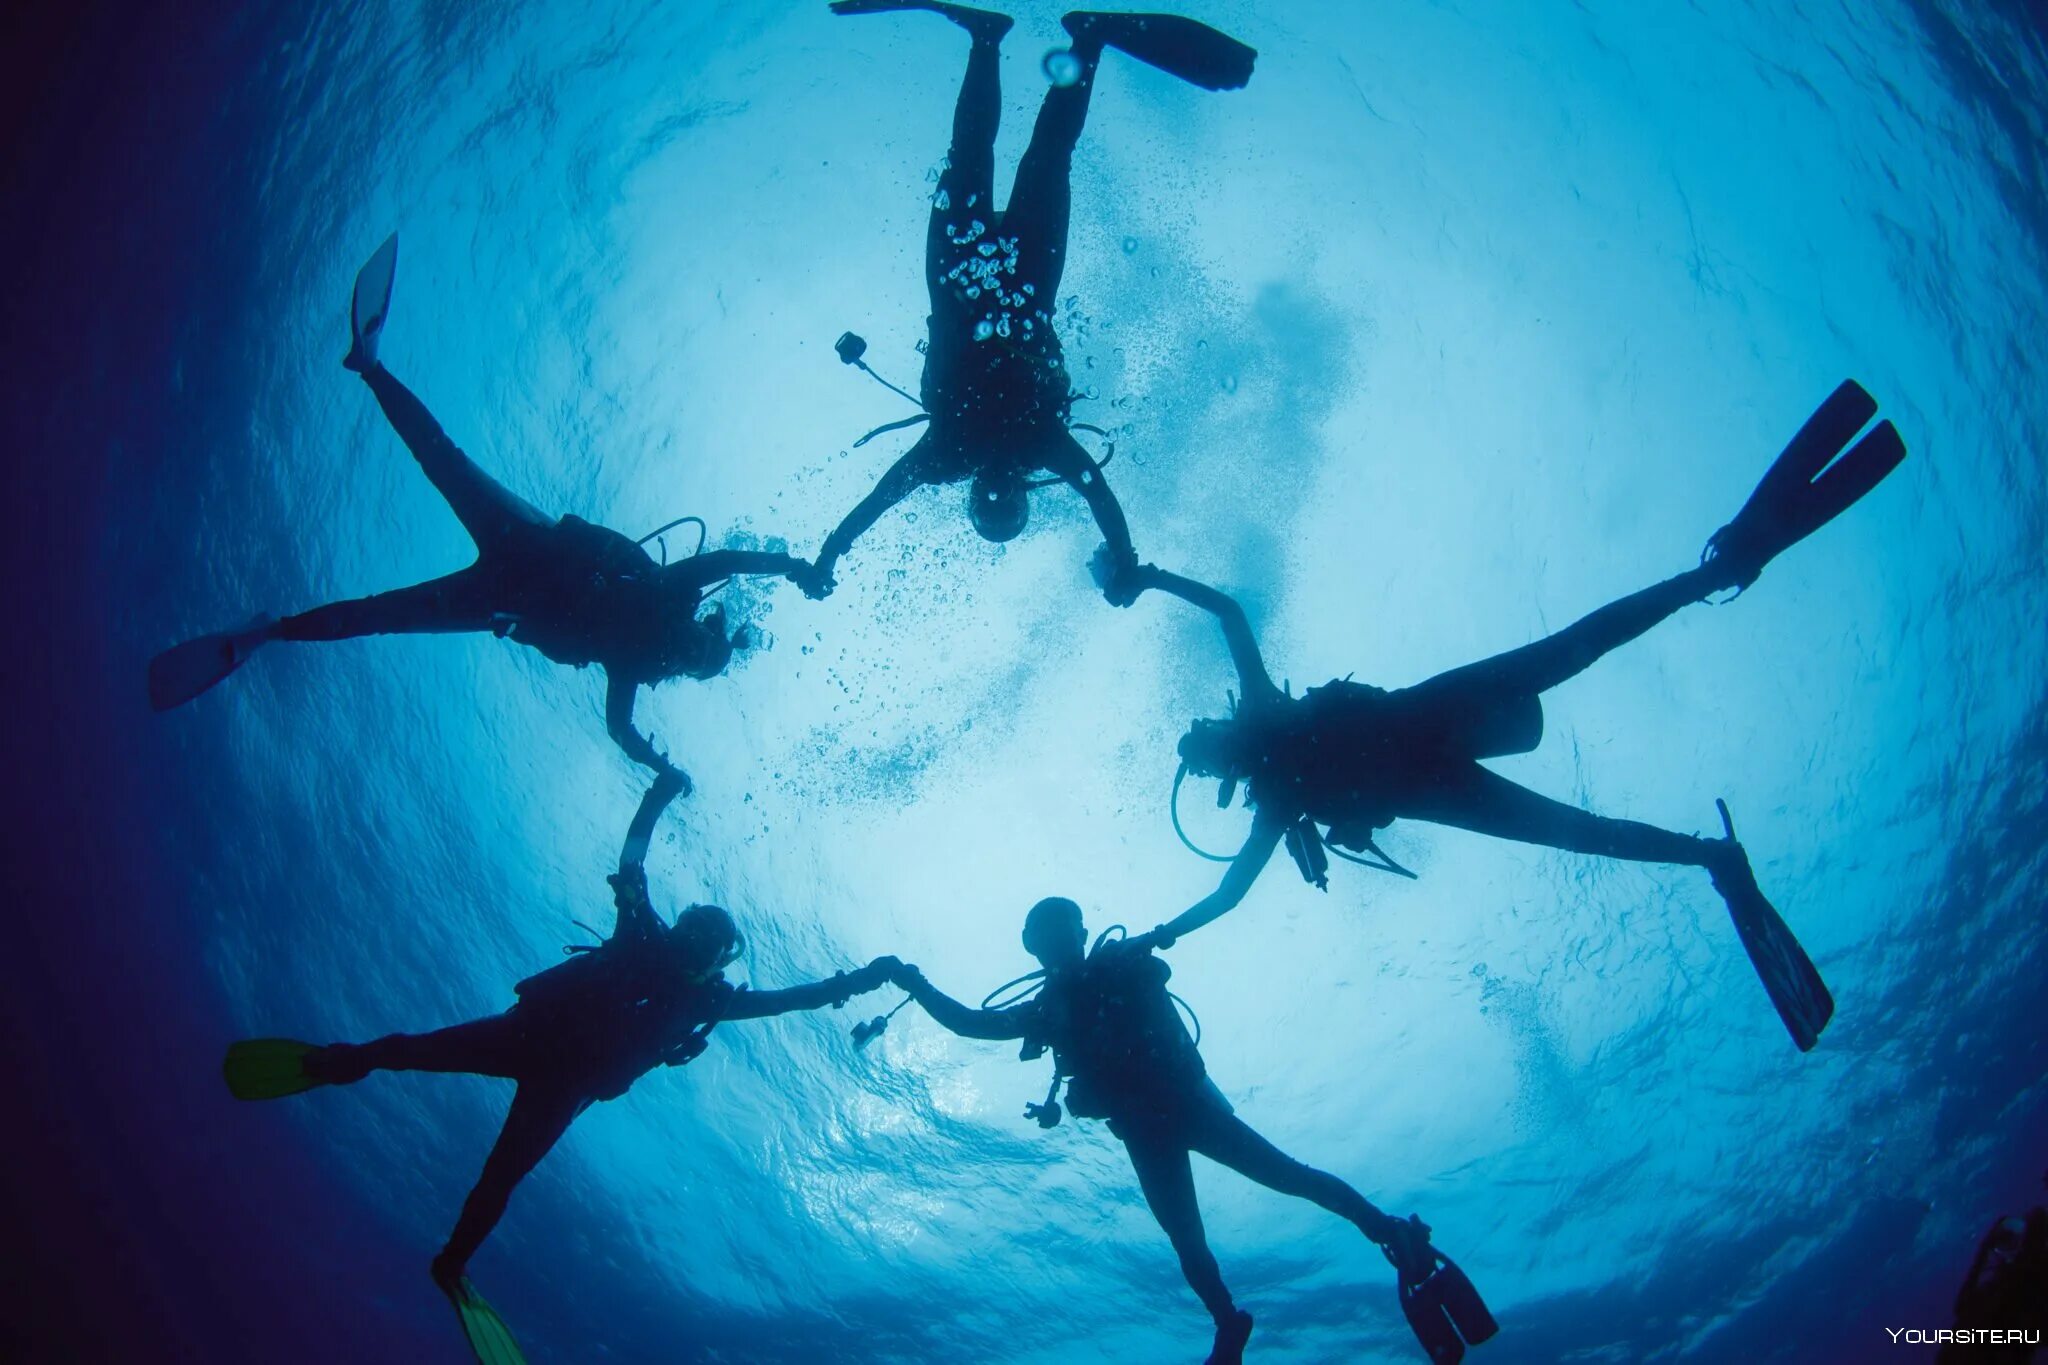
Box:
[669,903,743,980]
[664,601,749,681]
[1177,716,1247,783]
[967,467,1030,543]
[1022,896,1087,972]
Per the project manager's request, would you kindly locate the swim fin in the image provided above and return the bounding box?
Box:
[147,615,275,712]
[1383,1215,1498,1365]
[449,1278,529,1365]
[343,233,398,373]
[223,1039,329,1101]
[1703,380,1907,591]
[1062,12,1256,91]
[1710,801,1835,1051]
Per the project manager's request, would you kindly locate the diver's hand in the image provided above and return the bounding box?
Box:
[607,865,652,913]
[857,955,903,992]
[889,961,928,991]
[662,762,694,798]
[793,560,836,601]
[1127,924,1177,953]
[1378,1213,1436,1282]
[1088,544,1144,607]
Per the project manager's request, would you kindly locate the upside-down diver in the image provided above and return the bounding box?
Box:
[809,2,1256,606]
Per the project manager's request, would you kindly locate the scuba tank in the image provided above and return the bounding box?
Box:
[1013,929,1204,1127]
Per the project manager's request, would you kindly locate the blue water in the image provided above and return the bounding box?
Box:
[6,1,2046,1361]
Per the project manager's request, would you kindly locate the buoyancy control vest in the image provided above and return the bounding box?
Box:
[514,939,735,1100]
[1022,940,1209,1122]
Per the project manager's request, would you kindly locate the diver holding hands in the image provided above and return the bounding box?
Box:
[878,896,1496,1364]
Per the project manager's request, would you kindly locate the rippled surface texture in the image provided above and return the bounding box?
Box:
[9,1,2048,1362]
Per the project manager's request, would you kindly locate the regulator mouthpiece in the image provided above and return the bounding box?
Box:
[835,331,868,366]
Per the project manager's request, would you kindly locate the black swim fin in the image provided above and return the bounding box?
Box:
[148,615,275,712]
[1710,801,1835,1051]
[1703,380,1907,591]
[223,1039,329,1101]
[1062,12,1256,91]
[343,233,398,373]
[1385,1216,1498,1365]
[449,1278,528,1365]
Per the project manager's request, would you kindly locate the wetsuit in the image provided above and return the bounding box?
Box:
[302,776,890,1279]
[814,22,1135,593]
[900,941,1399,1331]
[273,363,811,774]
[1146,563,1738,934]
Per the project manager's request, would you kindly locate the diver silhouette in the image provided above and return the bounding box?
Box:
[147,234,820,789]
[886,897,1496,1364]
[1940,1173,2048,1364]
[221,769,897,1364]
[809,2,1255,606]
[1138,381,1909,1052]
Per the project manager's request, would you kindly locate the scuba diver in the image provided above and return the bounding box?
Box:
[809,2,1257,606]
[1939,1174,2048,1364]
[222,770,897,1365]
[884,896,1497,1364]
[148,234,819,787]
[1144,381,1909,1052]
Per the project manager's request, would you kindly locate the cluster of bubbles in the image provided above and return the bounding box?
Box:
[937,189,1049,348]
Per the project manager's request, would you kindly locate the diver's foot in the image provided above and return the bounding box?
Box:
[1204,1309,1253,1365]
[1058,9,1108,56]
[1700,800,1752,890]
[831,0,1013,40]
[340,336,383,375]
[1699,519,1766,595]
[302,1043,371,1086]
[232,614,279,657]
[430,1251,468,1302]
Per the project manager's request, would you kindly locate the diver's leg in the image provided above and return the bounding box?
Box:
[314,1012,532,1083]
[433,1082,585,1285]
[1000,43,1102,305]
[1123,1127,1239,1326]
[1400,762,1717,867]
[923,13,1006,319]
[359,364,552,553]
[270,565,498,642]
[1417,565,1720,702]
[1188,1108,1401,1244]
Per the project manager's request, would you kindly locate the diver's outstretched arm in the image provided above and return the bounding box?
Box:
[813,442,937,590]
[1041,436,1138,603]
[894,964,1033,1041]
[721,958,897,1020]
[1143,808,1290,948]
[605,671,689,787]
[1139,567,1283,704]
[666,549,815,593]
[606,769,688,944]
